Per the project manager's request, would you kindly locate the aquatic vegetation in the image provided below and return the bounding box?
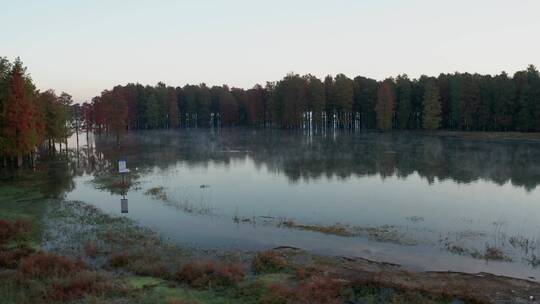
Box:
[527,254,540,268]
[279,219,416,245]
[145,186,215,216]
[406,216,425,223]
[252,251,288,274]
[440,236,513,262]
[145,186,168,201]
[281,219,354,237]
[508,235,537,254]
[90,172,139,195]
[483,245,508,261]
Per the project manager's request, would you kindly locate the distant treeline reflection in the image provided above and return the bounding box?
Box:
[88,130,540,191]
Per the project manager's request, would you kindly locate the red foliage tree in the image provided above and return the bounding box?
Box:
[219,86,239,126]
[2,60,37,162]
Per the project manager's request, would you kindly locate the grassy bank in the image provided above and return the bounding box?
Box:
[1,174,539,303]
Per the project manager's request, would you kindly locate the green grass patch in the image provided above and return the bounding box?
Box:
[126,276,165,289]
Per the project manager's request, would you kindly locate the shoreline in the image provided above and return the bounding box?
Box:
[1,177,540,303]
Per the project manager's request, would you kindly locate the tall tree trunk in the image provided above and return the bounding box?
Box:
[17,153,23,168]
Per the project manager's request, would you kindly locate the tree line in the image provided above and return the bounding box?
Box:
[86,65,540,136]
[0,57,75,167]
[2,56,540,168]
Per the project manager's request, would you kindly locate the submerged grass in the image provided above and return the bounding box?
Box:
[1,175,536,303]
[278,219,417,245]
[144,186,214,216]
[281,220,354,237]
[145,186,168,200]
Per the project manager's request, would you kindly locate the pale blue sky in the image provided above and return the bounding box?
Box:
[2,0,539,102]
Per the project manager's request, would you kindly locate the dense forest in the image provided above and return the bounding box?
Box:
[1,55,540,168]
[86,65,540,136]
[0,57,75,167]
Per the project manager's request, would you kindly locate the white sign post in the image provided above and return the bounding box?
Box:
[119,159,130,213]
[118,160,130,174]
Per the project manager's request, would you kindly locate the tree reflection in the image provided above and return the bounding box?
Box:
[87,130,540,191]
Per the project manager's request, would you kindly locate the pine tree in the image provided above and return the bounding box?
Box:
[197,84,212,127]
[145,92,160,129]
[2,58,37,164]
[305,75,325,129]
[333,74,354,128]
[167,87,179,128]
[324,75,335,127]
[448,75,461,129]
[0,57,12,154]
[353,76,378,129]
[492,72,515,131]
[375,79,395,131]
[422,80,442,130]
[396,75,412,129]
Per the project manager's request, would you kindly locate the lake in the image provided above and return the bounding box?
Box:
[62,129,540,280]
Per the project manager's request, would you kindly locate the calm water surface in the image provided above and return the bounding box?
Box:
[64,129,540,280]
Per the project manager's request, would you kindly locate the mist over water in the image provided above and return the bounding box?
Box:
[63,129,540,280]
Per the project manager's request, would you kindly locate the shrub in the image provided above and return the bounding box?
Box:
[84,242,99,258]
[108,252,131,268]
[263,276,344,304]
[176,260,245,288]
[18,252,86,279]
[129,259,170,278]
[0,245,35,268]
[216,262,245,286]
[46,271,112,302]
[484,246,505,260]
[0,219,31,245]
[252,251,288,274]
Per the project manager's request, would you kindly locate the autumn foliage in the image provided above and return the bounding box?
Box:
[263,276,345,304]
[3,54,540,170]
[175,260,245,288]
[252,250,288,274]
[0,218,31,245]
[0,57,73,167]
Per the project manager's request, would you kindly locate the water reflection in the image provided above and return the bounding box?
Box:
[38,129,540,279]
[86,129,540,191]
[121,197,128,214]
